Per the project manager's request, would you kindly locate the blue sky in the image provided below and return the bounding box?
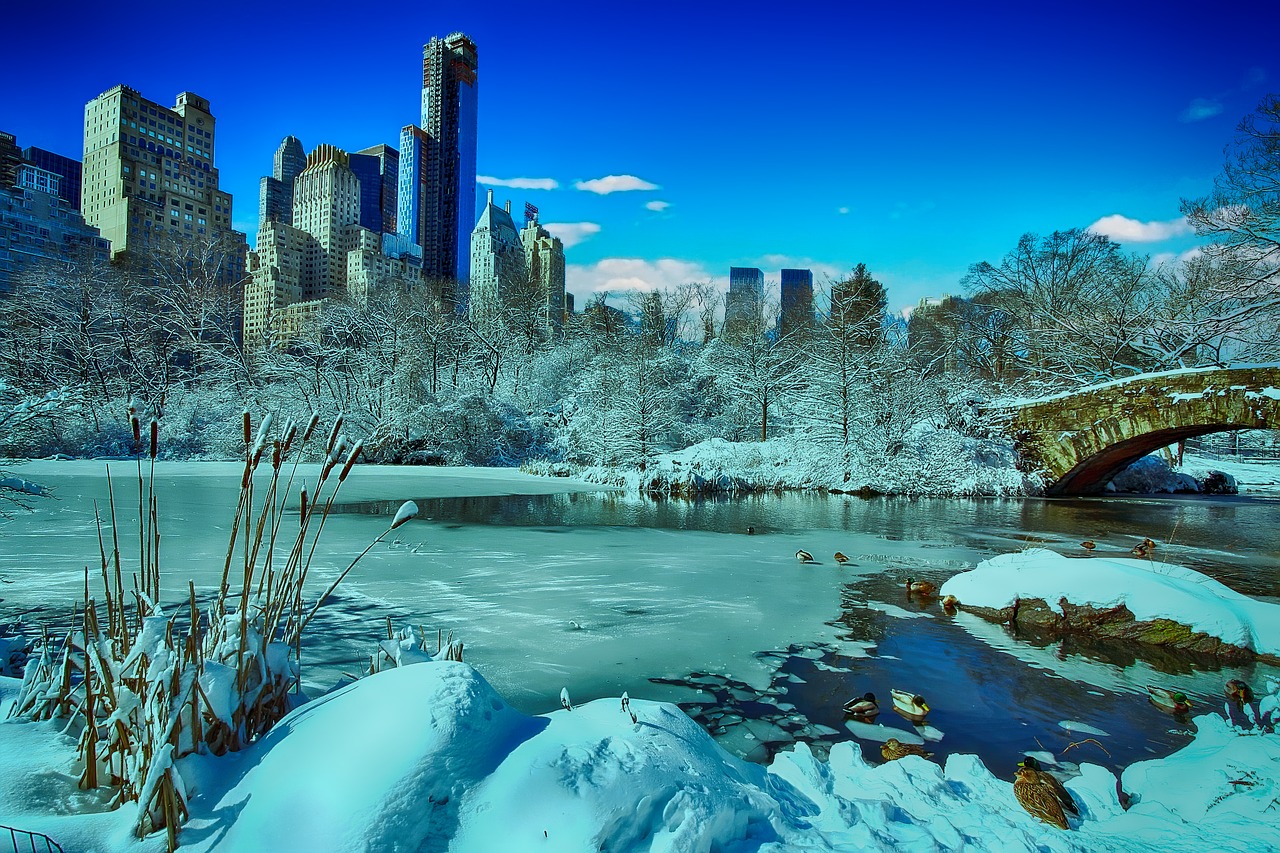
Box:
[4,1,1275,313]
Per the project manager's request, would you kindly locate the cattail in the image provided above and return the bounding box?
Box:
[149,419,158,459]
[242,410,252,446]
[254,413,274,448]
[326,415,344,455]
[302,413,320,444]
[272,440,281,471]
[338,441,363,482]
[299,487,308,523]
[391,501,418,530]
[280,421,298,456]
[131,415,142,448]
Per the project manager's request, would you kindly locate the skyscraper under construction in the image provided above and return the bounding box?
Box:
[398,32,478,306]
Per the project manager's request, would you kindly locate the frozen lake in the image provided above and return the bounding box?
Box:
[2,460,1278,777]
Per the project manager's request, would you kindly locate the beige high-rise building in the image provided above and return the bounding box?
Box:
[519,213,566,331]
[80,85,246,282]
[468,190,525,326]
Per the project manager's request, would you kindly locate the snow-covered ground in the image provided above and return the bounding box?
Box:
[1,662,1277,853]
[941,548,1280,657]
[1181,451,1280,494]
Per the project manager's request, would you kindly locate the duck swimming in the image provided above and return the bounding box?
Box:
[843,692,878,716]
[890,688,929,719]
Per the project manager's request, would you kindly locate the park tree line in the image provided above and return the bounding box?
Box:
[1,96,1277,477]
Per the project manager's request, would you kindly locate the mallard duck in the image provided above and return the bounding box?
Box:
[1146,685,1192,713]
[1141,537,1156,550]
[1014,766,1070,829]
[942,594,960,611]
[906,577,937,596]
[1131,542,1151,558]
[1225,679,1253,704]
[1018,756,1079,817]
[834,551,850,564]
[796,549,814,563]
[843,692,878,716]
[1080,540,1096,551]
[881,737,931,762]
[890,688,929,718]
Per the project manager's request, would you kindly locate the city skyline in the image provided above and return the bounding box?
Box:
[2,1,1276,314]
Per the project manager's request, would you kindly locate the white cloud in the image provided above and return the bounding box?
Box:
[566,258,723,303]
[477,175,559,190]
[1089,214,1192,243]
[575,174,660,194]
[1180,98,1223,122]
[837,206,850,215]
[541,221,601,248]
[1149,247,1203,268]
[645,200,671,211]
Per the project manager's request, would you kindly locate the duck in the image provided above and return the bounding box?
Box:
[843,692,878,716]
[881,738,931,762]
[906,577,937,596]
[1146,685,1192,714]
[796,549,815,563]
[1018,756,1079,817]
[1141,537,1156,550]
[1130,540,1152,558]
[942,594,960,611]
[1225,679,1254,705]
[1013,766,1070,829]
[834,551,850,564]
[1080,540,1096,551]
[890,688,929,719]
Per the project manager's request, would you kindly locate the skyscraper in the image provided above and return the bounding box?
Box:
[259,135,305,227]
[80,85,246,283]
[354,143,399,234]
[779,268,814,338]
[469,189,524,326]
[22,146,82,210]
[0,132,22,188]
[291,144,362,299]
[520,209,566,332]
[416,33,478,295]
[724,266,765,337]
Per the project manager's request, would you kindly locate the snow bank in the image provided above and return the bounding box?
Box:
[5,661,1280,852]
[940,549,1280,657]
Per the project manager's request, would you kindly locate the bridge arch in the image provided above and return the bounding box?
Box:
[1004,366,1280,495]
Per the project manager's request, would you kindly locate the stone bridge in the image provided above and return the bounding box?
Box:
[1003,366,1280,495]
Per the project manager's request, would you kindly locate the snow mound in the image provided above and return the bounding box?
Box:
[940,549,1280,656]
[181,662,547,852]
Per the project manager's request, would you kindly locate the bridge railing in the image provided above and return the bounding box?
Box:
[1184,431,1280,462]
[2,824,63,853]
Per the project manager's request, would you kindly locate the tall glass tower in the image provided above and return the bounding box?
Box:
[418,32,478,305]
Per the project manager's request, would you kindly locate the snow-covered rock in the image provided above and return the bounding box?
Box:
[941,549,1280,658]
